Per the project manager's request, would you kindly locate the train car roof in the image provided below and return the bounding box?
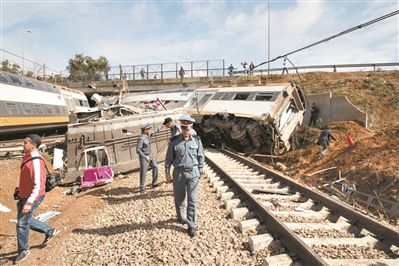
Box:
[123,89,195,102]
[0,70,59,93]
[197,83,291,92]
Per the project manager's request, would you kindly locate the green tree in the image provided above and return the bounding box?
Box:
[26,71,34,78]
[10,63,21,74]
[66,54,110,81]
[1,59,10,72]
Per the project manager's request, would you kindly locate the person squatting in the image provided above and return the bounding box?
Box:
[165,115,205,238]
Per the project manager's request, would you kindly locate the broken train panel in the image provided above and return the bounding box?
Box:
[186,82,306,154]
[64,109,184,184]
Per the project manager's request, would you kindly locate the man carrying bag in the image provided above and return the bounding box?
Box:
[14,134,60,264]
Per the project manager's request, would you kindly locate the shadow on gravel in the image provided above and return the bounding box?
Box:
[72,218,186,236]
[101,190,173,205]
[81,186,140,197]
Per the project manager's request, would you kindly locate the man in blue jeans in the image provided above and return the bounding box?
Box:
[15,134,59,264]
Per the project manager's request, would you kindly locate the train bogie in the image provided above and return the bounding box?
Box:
[186,82,306,154]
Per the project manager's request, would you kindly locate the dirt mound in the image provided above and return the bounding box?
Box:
[282,121,399,203]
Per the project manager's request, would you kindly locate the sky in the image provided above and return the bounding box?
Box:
[1,0,398,76]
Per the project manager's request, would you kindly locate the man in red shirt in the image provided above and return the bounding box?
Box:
[15,134,59,264]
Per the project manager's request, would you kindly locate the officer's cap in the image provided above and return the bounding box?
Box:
[140,121,151,129]
[179,115,195,126]
[163,117,173,125]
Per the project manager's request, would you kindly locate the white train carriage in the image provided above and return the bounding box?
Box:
[186,82,306,154]
[59,86,90,113]
[0,70,89,135]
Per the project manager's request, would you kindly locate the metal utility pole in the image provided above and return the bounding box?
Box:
[268,0,271,73]
[21,29,31,76]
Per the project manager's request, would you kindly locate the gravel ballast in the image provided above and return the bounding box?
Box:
[45,169,269,265]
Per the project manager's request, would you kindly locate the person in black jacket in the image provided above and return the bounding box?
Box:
[317,125,337,158]
[309,102,320,127]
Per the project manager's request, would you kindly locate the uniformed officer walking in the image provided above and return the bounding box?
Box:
[136,121,161,193]
[165,115,204,237]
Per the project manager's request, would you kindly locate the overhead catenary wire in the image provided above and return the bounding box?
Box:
[0,48,60,74]
[255,9,399,69]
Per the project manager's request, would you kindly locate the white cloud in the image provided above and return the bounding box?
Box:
[1,0,397,74]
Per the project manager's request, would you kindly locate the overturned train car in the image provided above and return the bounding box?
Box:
[187,82,306,155]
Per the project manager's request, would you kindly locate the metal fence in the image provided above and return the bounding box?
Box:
[105,61,399,81]
[107,59,225,81]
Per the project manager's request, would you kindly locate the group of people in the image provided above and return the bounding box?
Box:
[136,115,204,238]
[15,104,337,263]
[14,115,203,264]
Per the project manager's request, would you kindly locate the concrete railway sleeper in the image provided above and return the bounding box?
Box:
[204,149,399,266]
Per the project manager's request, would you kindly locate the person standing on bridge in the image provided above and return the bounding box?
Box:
[14,134,60,264]
[179,66,185,81]
[282,58,288,74]
[165,115,205,237]
[140,68,146,79]
[136,121,161,193]
[228,64,235,76]
[249,62,255,75]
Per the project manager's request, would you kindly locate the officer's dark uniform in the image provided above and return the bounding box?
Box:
[170,124,181,138]
[136,121,160,192]
[309,103,320,127]
[165,115,204,236]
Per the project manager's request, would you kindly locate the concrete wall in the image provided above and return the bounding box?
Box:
[305,93,368,128]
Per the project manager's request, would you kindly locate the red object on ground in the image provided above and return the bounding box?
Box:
[346,135,355,146]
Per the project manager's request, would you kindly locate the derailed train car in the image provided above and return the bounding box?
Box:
[186,82,306,155]
[63,83,305,183]
[64,109,184,183]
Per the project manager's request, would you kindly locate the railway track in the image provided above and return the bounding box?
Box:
[204,149,399,265]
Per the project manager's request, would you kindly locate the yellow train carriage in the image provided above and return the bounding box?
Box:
[0,71,70,134]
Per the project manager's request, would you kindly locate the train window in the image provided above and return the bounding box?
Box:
[45,84,55,93]
[33,81,46,91]
[33,104,44,114]
[254,93,274,101]
[79,100,86,106]
[9,75,23,86]
[0,73,9,83]
[54,106,61,114]
[24,80,35,88]
[21,103,33,114]
[233,92,250,100]
[197,93,213,109]
[45,105,53,114]
[211,92,235,100]
[5,103,19,114]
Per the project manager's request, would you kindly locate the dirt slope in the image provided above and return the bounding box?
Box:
[282,121,398,202]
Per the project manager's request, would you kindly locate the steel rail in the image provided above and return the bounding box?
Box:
[205,152,327,266]
[221,149,399,247]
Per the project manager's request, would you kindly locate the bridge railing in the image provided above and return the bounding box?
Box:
[106,62,398,81]
[107,59,225,81]
[57,61,398,83]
